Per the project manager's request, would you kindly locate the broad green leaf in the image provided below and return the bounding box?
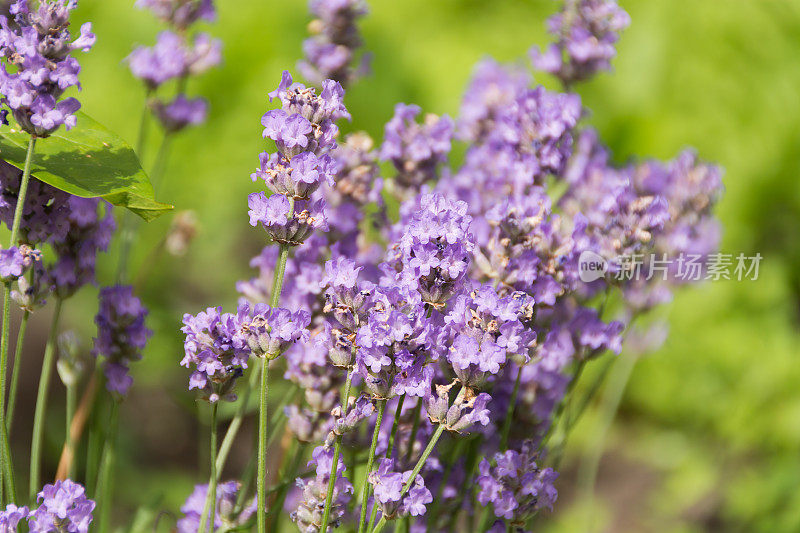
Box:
[0,112,172,221]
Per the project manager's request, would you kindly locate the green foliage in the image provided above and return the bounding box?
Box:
[0,112,171,220]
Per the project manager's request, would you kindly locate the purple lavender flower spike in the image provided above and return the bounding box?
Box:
[380,103,454,198]
[384,193,474,308]
[181,306,251,403]
[237,301,311,360]
[46,198,116,299]
[291,445,354,531]
[136,0,216,30]
[177,481,255,533]
[93,285,152,397]
[129,3,221,132]
[28,479,95,533]
[477,441,558,523]
[249,71,349,247]
[0,0,94,136]
[368,458,433,520]
[530,0,630,86]
[153,94,208,133]
[299,0,370,87]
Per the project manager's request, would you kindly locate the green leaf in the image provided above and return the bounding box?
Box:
[0,111,172,221]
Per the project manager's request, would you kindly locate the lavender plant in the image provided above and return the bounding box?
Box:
[0,0,727,531]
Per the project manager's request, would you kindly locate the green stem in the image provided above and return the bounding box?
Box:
[29,297,62,499]
[97,400,120,533]
[319,370,354,532]
[538,356,588,450]
[499,367,523,451]
[213,389,247,472]
[371,424,446,533]
[0,285,11,501]
[136,94,151,159]
[66,382,77,480]
[9,136,36,247]
[1,136,37,500]
[150,134,173,195]
[198,403,219,533]
[6,309,29,432]
[367,396,406,533]
[577,351,637,533]
[85,368,104,494]
[256,236,292,533]
[256,359,269,533]
[357,400,386,533]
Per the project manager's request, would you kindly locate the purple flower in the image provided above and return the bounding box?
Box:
[93,285,152,397]
[298,0,370,87]
[28,479,95,533]
[248,193,328,246]
[0,504,29,532]
[135,0,216,30]
[291,445,353,531]
[477,441,558,522]
[45,198,116,299]
[176,481,255,533]
[180,306,251,403]
[530,0,630,85]
[238,301,311,359]
[0,0,94,136]
[0,245,38,282]
[368,458,433,520]
[380,103,454,197]
[153,95,208,133]
[385,193,474,306]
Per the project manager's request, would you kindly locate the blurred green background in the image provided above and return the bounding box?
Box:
[8,0,800,531]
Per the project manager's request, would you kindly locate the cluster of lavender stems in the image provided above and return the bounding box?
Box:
[0,0,726,531]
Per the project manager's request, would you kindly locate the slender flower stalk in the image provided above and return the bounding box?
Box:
[256,236,292,533]
[96,400,120,533]
[357,399,386,533]
[577,349,637,529]
[0,136,36,500]
[29,298,63,500]
[363,396,406,532]
[197,403,219,533]
[256,359,270,533]
[65,381,77,478]
[6,309,29,431]
[318,369,354,532]
[9,138,37,248]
